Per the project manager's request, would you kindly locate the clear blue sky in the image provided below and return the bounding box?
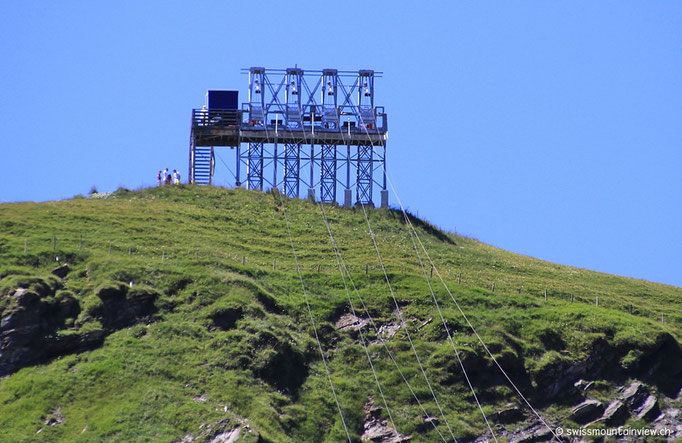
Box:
[2,2,681,287]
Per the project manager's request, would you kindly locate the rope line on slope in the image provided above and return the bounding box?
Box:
[274,189,352,442]
[357,200,458,443]
[317,200,449,442]
[330,113,456,441]
[383,169,560,442]
[405,226,498,442]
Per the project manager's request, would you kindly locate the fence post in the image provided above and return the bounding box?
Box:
[595,296,599,307]
[79,234,83,250]
[108,243,112,256]
[365,263,369,275]
[162,249,166,262]
[128,247,132,257]
[491,283,496,292]
[570,293,574,303]
[317,264,321,273]
[430,265,434,278]
[53,235,56,251]
[517,287,521,294]
[273,259,276,271]
[242,256,246,265]
[457,274,462,284]
[544,289,548,301]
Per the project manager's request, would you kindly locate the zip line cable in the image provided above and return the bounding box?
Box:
[352,101,556,441]
[382,170,560,442]
[357,200,458,442]
[290,98,450,440]
[274,190,352,442]
[330,111,456,441]
[405,227,498,442]
[316,201,397,436]
[317,200,449,442]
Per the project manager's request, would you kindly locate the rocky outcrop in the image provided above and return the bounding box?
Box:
[0,284,91,376]
[570,399,604,424]
[361,397,410,442]
[635,395,660,421]
[491,405,525,424]
[1,279,160,376]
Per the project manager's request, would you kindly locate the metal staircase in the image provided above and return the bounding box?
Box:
[190,138,214,185]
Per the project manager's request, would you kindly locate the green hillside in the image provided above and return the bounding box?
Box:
[0,186,680,442]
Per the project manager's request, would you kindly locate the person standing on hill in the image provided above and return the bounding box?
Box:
[163,168,169,183]
[157,170,162,186]
[165,173,172,186]
[174,170,181,185]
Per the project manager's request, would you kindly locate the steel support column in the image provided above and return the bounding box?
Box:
[284,143,300,198]
[320,144,337,203]
[356,145,373,205]
[247,143,264,190]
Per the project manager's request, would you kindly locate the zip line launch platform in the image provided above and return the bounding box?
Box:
[189,67,389,207]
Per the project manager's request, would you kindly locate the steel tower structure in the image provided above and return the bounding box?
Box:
[189,67,388,207]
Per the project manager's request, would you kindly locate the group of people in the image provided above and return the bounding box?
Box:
[157,168,181,186]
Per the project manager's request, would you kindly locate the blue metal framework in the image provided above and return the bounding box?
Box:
[189,67,389,207]
[320,144,337,203]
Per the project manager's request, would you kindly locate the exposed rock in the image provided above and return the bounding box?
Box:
[490,405,525,424]
[654,408,682,439]
[361,396,409,442]
[44,407,65,426]
[507,423,554,443]
[620,381,648,408]
[210,427,240,443]
[193,394,208,403]
[573,379,593,391]
[335,313,369,331]
[634,395,660,422]
[570,399,604,424]
[602,399,629,426]
[51,264,71,279]
[0,286,84,376]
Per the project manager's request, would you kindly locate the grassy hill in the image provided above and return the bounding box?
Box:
[0,186,680,442]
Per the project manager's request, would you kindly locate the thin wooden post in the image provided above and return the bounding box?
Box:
[242,256,246,265]
[162,249,166,262]
[365,263,369,275]
[544,289,548,301]
[273,259,276,271]
[79,234,83,250]
[317,264,321,273]
[491,283,496,292]
[570,293,574,303]
[517,287,521,294]
[108,243,112,256]
[430,265,434,278]
[661,313,664,323]
[53,235,56,251]
[128,247,132,257]
[457,273,462,284]
[595,296,599,307]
